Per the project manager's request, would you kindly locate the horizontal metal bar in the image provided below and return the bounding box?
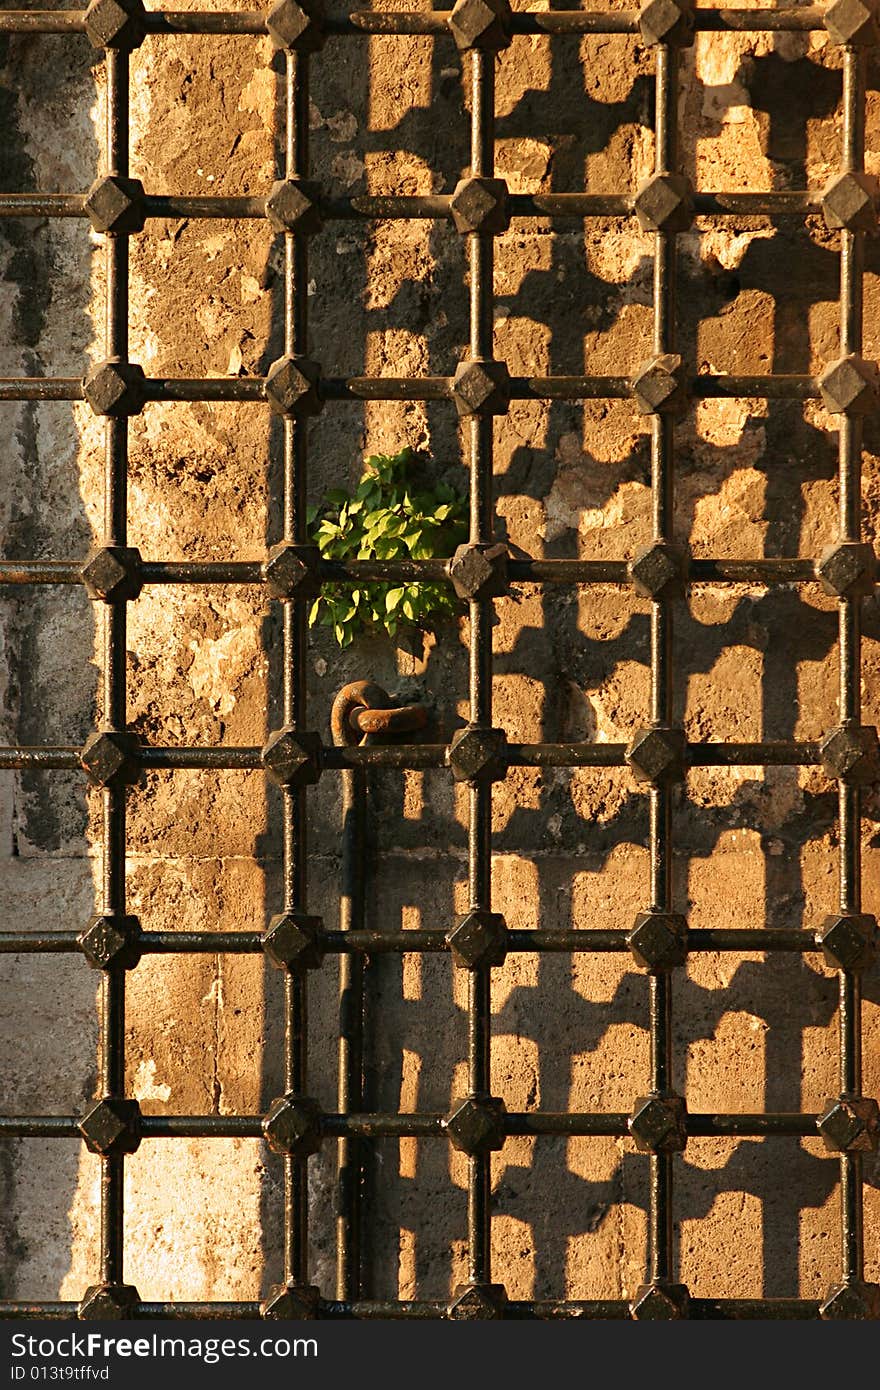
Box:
[0,374,824,406]
[138,746,262,769]
[687,1114,819,1137]
[141,561,264,584]
[141,931,264,954]
[143,1116,263,1138]
[0,741,824,772]
[0,557,827,589]
[0,748,80,769]
[688,559,816,583]
[141,377,266,403]
[0,1113,826,1141]
[0,933,82,953]
[0,190,827,223]
[0,379,82,401]
[0,928,819,957]
[0,195,85,218]
[690,742,821,766]
[0,1296,824,1319]
[0,1118,80,1138]
[0,8,833,39]
[0,14,87,34]
[689,1300,821,1320]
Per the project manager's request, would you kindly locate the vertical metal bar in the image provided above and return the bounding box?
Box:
[98,46,132,1292]
[336,763,365,1299]
[464,45,496,1291]
[646,41,680,1293]
[833,46,867,1294]
[280,47,312,1293]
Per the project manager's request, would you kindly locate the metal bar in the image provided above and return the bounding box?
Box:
[0,189,829,222]
[459,41,499,1295]
[0,740,826,773]
[0,372,824,404]
[335,749,367,1301]
[0,1112,826,1140]
[832,46,868,1301]
[0,8,834,39]
[645,39,681,1297]
[275,42,314,1296]
[92,41,134,1295]
[0,555,830,588]
[0,927,820,956]
[0,1296,826,1318]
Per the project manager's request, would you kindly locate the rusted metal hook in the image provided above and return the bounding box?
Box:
[331,679,428,747]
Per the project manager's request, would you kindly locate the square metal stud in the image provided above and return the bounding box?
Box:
[817,1097,880,1153]
[819,355,878,416]
[81,546,143,603]
[444,1095,506,1154]
[632,354,688,415]
[265,355,323,416]
[822,171,878,233]
[452,358,511,416]
[447,542,509,601]
[628,910,688,971]
[260,1283,321,1319]
[265,179,323,235]
[625,726,687,785]
[629,1093,688,1152]
[261,727,323,787]
[78,914,142,971]
[629,541,687,598]
[447,910,508,968]
[84,0,146,50]
[449,177,510,235]
[820,723,880,785]
[824,0,880,46]
[448,1283,508,1318]
[263,541,322,600]
[79,1097,142,1155]
[447,0,513,51]
[820,1281,880,1319]
[78,1284,140,1319]
[84,175,146,234]
[630,1282,690,1319]
[638,0,695,47]
[266,0,325,52]
[83,360,146,417]
[815,541,876,597]
[81,730,141,788]
[448,724,508,784]
[817,912,878,972]
[263,912,324,970]
[634,173,693,233]
[262,1094,323,1157]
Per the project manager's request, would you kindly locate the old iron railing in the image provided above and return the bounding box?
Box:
[0,0,878,1320]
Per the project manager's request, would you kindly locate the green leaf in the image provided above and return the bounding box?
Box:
[308,446,466,643]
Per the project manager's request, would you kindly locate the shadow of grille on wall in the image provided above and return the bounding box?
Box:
[0,0,878,1319]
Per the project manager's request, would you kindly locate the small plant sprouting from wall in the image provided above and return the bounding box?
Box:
[308,448,468,648]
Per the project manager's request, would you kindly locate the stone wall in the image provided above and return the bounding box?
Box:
[0,0,878,1304]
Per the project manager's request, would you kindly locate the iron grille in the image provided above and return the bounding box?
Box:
[0,0,878,1320]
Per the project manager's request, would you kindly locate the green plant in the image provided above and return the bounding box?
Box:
[308,447,468,648]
